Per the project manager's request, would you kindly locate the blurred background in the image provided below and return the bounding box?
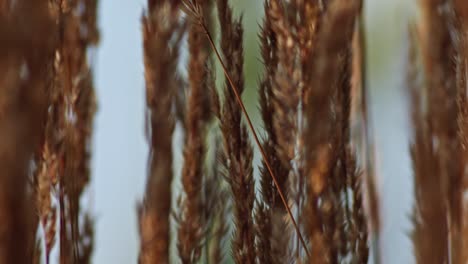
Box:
[92,0,415,263]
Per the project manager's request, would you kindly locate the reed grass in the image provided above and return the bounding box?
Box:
[0,2,54,263]
[408,1,468,263]
[138,1,183,263]
[0,0,98,263]
[1,0,468,263]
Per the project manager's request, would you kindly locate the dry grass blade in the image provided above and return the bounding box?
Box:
[35,144,58,263]
[254,203,273,264]
[215,0,256,262]
[268,0,300,172]
[33,15,59,264]
[0,2,55,263]
[45,1,100,262]
[177,0,213,263]
[264,0,299,258]
[411,0,464,263]
[453,1,468,261]
[181,0,311,258]
[138,1,183,263]
[303,0,361,262]
[204,138,230,264]
[407,24,450,264]
[256,1,292,262]
[56,1,98,261]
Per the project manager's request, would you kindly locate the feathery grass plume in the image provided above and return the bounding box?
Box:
[35,142,58,264]
[348,158,369,263]
[207,204,229,264]
[139,1,183,263]
[33,4,60,263]
[420,1,463,261]
[31,4,69,264]
[267,0,300,176]
[296,0,323,93]
[182,0,309,256]
[260,1,302,260]
[454,0,468,149]
[407,24,450,264]
[411,0,465,262]
[303,1,361,262]
[323,8,368,263]
[256,0,323,261]
[0,1,54,263]
[177,0,214,262]
[48,0,99,262]
[212,0,257,262]
[32,4,65,263]
[255,1,292,262]
[204,138,230,264]
[329,49,355,263]
[254,203,274,264]
[453,1,468,261]
[291,0,323,260]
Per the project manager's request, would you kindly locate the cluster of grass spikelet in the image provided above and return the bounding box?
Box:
[141,0,371,263]
[0,1,98,263]
[1,0,468,263]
